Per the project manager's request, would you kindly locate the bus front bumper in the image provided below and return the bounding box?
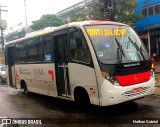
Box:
[100,76,155,106]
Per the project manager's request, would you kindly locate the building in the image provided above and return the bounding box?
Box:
[56,1,85,22]
[135,0,160,56]
[56,0,99,22]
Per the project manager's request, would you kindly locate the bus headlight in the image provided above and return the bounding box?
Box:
[101,72,120,86]
[113,80,120,86]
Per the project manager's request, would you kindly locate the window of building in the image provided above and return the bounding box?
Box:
[142,8,147,17]
[27,37,42,62]
[69,31,91,63]
[43,35,52,62]
[155,4,160,14]
[142,4,160,17]
[16,41,27,63]
[148,6,154,16]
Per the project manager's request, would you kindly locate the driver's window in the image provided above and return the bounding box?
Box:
[69,31,91,63]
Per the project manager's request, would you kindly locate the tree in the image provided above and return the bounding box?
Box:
[70,13,87,22]
[114,0,142,25]
[70,2,104,22]
[31,14,64,30]
[88,6,104,20]
[103,0,142,27]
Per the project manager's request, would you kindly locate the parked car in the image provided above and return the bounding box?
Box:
[0,65,6,83]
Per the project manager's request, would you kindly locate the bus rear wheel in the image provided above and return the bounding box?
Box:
[23,85,30,95]
[0,77,3,83]
[21,81,30,96]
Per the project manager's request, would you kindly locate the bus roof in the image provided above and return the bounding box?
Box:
[5,20,128,46]
[74,20,128,26]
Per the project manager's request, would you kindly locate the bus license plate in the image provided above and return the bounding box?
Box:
[133,87,142,93]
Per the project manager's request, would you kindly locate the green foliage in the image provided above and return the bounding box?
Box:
[89,7,103,20]
[114,0,142,26]
[70,13,87,22]
[70,5,103,22]
[31,14,64,30]
[69,0,141,26]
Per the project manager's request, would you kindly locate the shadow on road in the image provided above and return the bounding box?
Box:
[25,92,138,118]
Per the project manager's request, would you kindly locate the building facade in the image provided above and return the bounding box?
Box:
[135,0,160,56]
[56,0,99,22]
[56,1,85,22]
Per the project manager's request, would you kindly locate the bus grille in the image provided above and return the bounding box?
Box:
[122,86,150,99]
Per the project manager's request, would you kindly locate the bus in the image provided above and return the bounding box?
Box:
[5,20,155,106]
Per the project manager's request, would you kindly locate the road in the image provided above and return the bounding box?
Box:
[0,83,160,127]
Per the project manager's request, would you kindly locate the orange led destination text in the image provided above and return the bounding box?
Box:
[87,28,126,36]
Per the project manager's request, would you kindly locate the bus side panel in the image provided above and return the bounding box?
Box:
[15,63,58,97]
[68,63,99,105]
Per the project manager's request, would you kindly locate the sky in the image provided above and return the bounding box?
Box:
[0,0,83,31]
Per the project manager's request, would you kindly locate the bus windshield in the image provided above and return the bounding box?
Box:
[85,25,149,64]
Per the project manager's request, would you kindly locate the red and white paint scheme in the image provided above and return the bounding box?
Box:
[5,20,155,106]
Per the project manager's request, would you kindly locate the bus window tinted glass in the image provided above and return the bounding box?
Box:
[69,31,91,63]
[43,36,52,62]
[27,37,42,62]
[16,41,26,63]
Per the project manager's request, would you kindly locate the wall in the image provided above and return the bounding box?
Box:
[135,0,160,32]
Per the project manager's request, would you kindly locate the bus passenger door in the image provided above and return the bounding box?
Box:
[6,46,16,87]
[68,29,99,105]
[54,34,70,97]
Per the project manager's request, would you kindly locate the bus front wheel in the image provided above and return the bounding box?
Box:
[74,87,90,108]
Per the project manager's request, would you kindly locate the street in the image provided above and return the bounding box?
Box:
[1,82,160,127]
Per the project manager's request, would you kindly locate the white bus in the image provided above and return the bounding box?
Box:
[5,20,155,106]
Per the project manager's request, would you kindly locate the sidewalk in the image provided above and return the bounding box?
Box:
[153,60,160,86]
[152,60,160,73]
[154,86,160,95]
[152,61,160,95]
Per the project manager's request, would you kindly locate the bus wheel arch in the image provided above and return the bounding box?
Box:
[20,80,30,95]
[74,86,91,106]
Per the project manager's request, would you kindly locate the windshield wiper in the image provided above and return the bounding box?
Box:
[128,37,145,61]
[115,38,125,64]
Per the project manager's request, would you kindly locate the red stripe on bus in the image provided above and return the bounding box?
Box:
[115,71,151,86]
[48,70,54,81]
[16,71,19,79]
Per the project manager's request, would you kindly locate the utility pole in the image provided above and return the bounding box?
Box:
[24,0,28,27]
[0,5,7,51]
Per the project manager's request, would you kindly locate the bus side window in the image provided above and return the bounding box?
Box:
[27,37,42,62]
[15,41,27,63]
[69,31,91,63]
[43,35,52,62]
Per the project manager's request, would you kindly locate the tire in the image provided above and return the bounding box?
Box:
[23,84,30,96]
[0,77,3,83]
[74,88,90,109]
